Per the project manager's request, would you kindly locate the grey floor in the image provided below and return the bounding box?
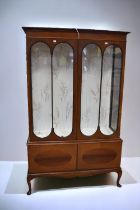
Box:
[0,158,140,210]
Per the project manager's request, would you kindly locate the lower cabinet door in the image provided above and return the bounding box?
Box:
[78,141,122,170]
[28,143,77,173]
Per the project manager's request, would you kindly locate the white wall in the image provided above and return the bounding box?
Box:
[0,0,140,160]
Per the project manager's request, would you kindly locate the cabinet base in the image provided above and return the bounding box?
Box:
[27,167,122,195]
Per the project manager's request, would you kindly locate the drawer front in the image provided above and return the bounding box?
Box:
[78,141,122,170]
[28,143,77,173]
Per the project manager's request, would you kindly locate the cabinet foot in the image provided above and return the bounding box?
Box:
[116,168,122,187]
[27,175,33,195]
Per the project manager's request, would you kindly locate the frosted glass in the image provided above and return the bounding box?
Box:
[31,42,52,138]
[80,44,102,136]
[53,43,73,137]
[100,45,122,135]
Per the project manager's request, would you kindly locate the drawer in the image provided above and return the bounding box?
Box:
[78,141,122,170]
[28,143,77,173]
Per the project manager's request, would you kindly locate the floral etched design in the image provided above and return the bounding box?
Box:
[31,42,52,138]
[53,43,73,137]
[80,44,102,136]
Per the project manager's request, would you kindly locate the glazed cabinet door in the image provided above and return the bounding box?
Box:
[77,40,123,139]
[28,38,78,141]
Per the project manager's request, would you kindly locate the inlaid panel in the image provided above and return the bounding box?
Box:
[34,150,72,166]
[78,141,122,170]
[82,149,116,164]
[28,143,77,173]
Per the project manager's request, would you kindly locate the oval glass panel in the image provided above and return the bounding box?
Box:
[53,43,73,137]
[31,42,52,138]
[100,45,122,135]
[80,44,102,136]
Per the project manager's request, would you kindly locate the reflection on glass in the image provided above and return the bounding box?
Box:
[31,42,52,138]
[100,45,122,135]
[80,44,102,136]
[53,43,73,137]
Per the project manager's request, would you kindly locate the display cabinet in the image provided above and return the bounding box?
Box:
[22,27,129,194]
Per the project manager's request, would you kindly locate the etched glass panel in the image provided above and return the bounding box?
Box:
[31,42,52,138]
[80,44,102,136]
[53,43,73,137]
[100,45,122,135]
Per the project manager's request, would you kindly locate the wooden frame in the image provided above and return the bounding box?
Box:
[22,27,129,194]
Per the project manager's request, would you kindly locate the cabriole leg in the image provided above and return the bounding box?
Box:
[27,175,32,195]
[116,168,122,187]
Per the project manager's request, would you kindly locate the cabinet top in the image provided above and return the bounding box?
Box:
[22,27,129,35]
[22,27,129,41]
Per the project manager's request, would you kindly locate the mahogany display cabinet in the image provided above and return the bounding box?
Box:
[22,27,129,195]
